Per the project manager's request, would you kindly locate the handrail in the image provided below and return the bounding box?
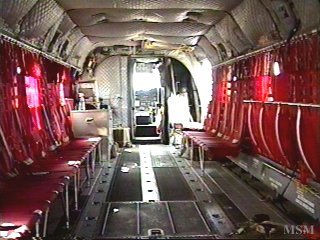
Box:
[243,100,320,108]
[0,31,82,72]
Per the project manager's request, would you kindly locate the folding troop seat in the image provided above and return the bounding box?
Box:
[0,172,71,238]
[296,105,320,181]
[52,137,103,180]
[182,80,228,154]
[184,79,244,172]
[0,129,102,239]
[246,101,320,183]
[260,103,296,169]
[247,102,299,170]
[195,102,245,172]
[183,98,228,159]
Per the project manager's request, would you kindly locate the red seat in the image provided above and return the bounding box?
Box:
[297,106,320,181]
[195,102,244,158]
[0,172,69,238]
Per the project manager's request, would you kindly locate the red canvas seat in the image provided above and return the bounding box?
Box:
[184,100,232,159]
[0,172,69,238]
[297,106,320,181]
[183,83,226,140]
[198,103,244,160]
[0,212,40,239]
[277,105,300,170]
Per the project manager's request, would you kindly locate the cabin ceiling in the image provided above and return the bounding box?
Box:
[0,0,319,69]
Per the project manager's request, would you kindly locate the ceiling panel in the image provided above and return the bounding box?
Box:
[81,22,209,37]
[193,46,208,61]
[57,0,242,11]
[4,0,312,67]
[292,0,320,32]
[19,0,63,38]
[68,9,188,25]
[69,37,93,66]
[215,14,252,53]
[0,0,37,29]
[67,8,226,26]
[232,0,279,46]
[197,36,220,64]
[58,14,76,34]
[88,37,141,46]
[141,35,199,45]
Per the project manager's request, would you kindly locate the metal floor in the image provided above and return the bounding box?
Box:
[73,145,300,239]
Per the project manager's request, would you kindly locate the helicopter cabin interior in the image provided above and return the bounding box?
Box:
[0,0,320,239]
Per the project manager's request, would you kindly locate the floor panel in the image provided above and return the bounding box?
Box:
[102,203,138,237]
[101,201,215,238]
[154,167,195,201]
[139,202,173,236]
[108,150,142,202]
[73,145,296,239]
[168,201,211,235]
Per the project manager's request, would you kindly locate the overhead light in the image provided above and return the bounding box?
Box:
[232,76,237,81]
[16,66,22,74]
[273,62,281,76]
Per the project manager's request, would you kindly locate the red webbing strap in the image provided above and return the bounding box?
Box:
[63,98,75,139]
[209,70,224,134]
[48,84,69,142]
[297,106,320,181]
[204,100,213,132]
[248,102,268,156]
[38,56,69,146]
[221,71,243,140]
[18,49,57,153]
[2,86,30,164]
[17,90,48,158]
[0,85,30,176]
[277,105,300,170]
[216,80,229,136]
[0,123,15,175]
[14,75,47,159]
[262,104,286,166]
[230,81,245,142]
[34,57,61,147]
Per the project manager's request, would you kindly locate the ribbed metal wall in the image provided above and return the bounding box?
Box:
[95,56,130,127]
[0,0,320,68]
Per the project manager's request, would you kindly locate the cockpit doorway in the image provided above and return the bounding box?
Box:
[131,59,163,143]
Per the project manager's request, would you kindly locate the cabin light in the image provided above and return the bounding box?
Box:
[87,137,101,142]
[232,76,237,81]
[16,66,22,74]
[7,232,22,239]
[33,64,41,77]
[273,62,281,76]
[0,231,8,238]
[68,160,81,165]
[1,223,15,227]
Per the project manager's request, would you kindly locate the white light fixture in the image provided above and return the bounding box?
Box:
[232,76,237,81]
[16,66,22,74]
[273,62,281,76]
[87,137,101,142]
